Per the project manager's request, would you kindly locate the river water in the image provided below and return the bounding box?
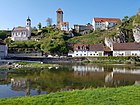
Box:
[0,63,140,98]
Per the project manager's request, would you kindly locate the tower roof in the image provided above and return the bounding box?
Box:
[56,8,63,13]
[27,16,31,21]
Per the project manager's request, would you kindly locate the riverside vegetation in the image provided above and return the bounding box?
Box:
[0,86,140,105]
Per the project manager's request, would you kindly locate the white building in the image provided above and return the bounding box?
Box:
[0,41,8,58]
[92,18,121,30]
[68,44,104,57]
[11,17,31,41]
[113,43,140,56]
[60,22,69,31]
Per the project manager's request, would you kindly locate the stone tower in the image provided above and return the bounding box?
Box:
[26,16,31,37]
[56,8,63,27]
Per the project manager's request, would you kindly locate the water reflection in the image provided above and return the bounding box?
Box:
[0,63,140,98]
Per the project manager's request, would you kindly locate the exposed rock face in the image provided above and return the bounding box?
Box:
[133,26,140,42]
[105,29,126,50]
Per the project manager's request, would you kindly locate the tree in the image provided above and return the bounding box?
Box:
[46,18,52,27]
[37,22,42,30]
[122,16,129,23]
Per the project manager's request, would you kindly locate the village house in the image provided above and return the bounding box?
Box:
[0,41,8,59]
[60,22,69,31]
[92,18,121,30]
[68,44,104,57]
[74,23,93,34]
[113,42,140,56]
[11,17,31,41]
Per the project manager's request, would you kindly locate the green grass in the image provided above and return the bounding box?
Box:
[0,86,140,105]
[16,61,59,68]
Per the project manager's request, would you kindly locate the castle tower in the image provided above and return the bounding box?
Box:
[26,16,31,37]
[56,8,63,27]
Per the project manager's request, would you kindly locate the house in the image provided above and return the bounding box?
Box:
[92,18,121,30]
[11,17,31,41]
[74,23,93,34]
[0,41,8,58]
[68,44,104,57]
[113,42,140,56]
[60,22,69,31]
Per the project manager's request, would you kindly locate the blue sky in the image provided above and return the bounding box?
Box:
[0,0,140,30]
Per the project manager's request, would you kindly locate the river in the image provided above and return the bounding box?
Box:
[0,63,140,98]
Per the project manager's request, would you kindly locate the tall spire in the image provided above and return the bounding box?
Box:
[27,16,31,21]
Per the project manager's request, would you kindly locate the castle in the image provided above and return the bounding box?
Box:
[56,8,69,31]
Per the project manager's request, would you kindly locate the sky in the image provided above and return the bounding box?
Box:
[0,0,140,30]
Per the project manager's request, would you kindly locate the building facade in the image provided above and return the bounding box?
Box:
[60,22,69,31]
[68,44,104,57]
[0,41,8,58]
[11,17,31,41]
[113,43,140,56]
[74,23,93,34]
[92,18,121,30]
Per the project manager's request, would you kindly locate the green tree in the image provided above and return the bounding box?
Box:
[37,22,42,30]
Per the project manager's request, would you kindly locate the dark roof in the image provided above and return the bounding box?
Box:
[113,42,140,50]
[74,44,104,51]
[27,17,31,21]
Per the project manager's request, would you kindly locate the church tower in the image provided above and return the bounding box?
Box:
[26,16,31,37]
[56,8,63,27]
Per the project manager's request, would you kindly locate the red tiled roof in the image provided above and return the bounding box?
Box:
[94,18,121,22]
[113,43,140,50]
[56,8,63,13]
[74,44,104,51]
[12,27,28,32]
[61,22,69,25]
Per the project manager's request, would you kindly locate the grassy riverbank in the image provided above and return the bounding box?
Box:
[0,86,140,105]
[0,61,59,70]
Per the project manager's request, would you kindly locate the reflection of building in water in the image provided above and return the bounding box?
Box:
[105,72,113,83]
[113,67,140,74]
[135,81,140,85]
[72,65,104,72]
[0,71,7,81]
[11,78,30,96]
[11,78,27,89]
[73,65,140,86]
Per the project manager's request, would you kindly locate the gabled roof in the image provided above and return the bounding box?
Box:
[113,42,140,50]
[12,27,28,32]
[74,44,104,51]
[94,18,121,23]
[61,22,69,25]
[56,8,63,13]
